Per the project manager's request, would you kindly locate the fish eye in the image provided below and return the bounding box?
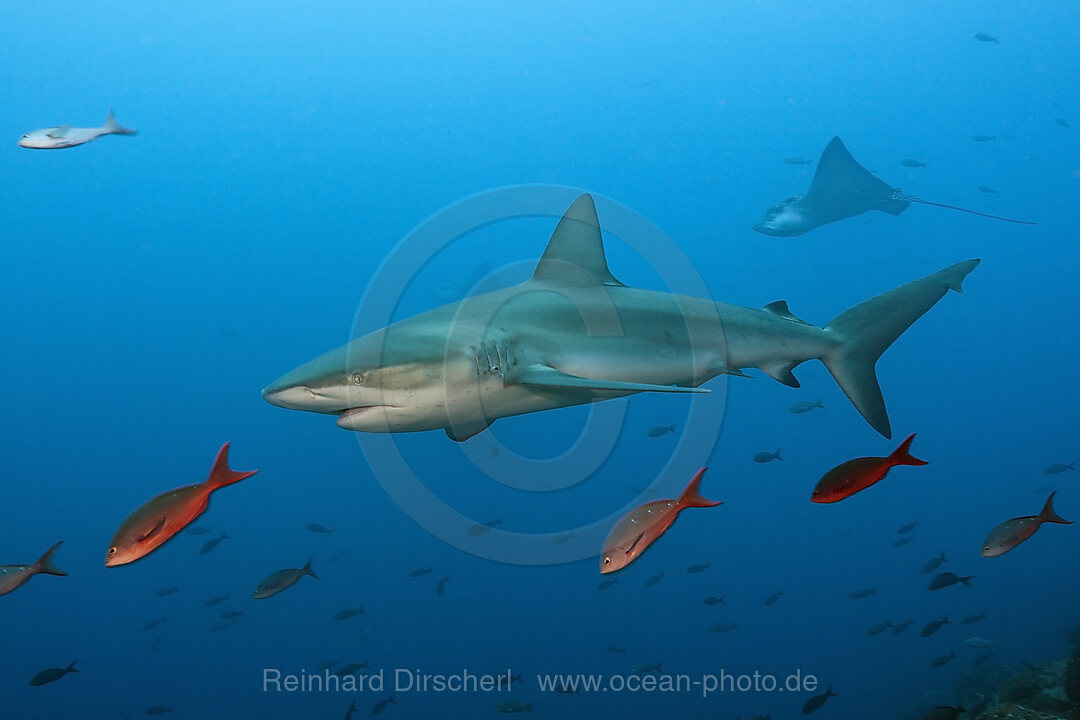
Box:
[602,557,611,565]
[107,547,117,555]
[351,371,364,385]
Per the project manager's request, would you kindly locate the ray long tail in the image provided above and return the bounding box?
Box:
[903,195,1036,225]
[820,259,981,438]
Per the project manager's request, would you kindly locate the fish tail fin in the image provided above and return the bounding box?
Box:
[960,576,975,587]
[103,109,137,135]
[889,433,929,466]
[205,442,258,491]
[677,467,722,508]
[816,398,825,409]
[822,260,980,438]
[1069,462,1076,471]
[1040,491,1072,525]
[775,449,783,461]
[303,556,318,579]
[827,686,837,698]
[941,551,949,562]
[33,541,67,576]
[66,660,79,673]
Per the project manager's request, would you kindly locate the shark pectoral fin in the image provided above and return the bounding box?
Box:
[444,418,491,442]
[761,362,800,388]
[511,363,708,394]
[763,301,811,325]
[47,125,71,139]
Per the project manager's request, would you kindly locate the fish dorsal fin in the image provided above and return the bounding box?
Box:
[805,137,909,218]
[762,300,810,325]
[531,194,624,287]
[47,125,71,139]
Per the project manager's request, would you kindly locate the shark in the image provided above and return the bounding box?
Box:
[753,136,1035,236]
[18,109,136,150]
[263,194,979,441]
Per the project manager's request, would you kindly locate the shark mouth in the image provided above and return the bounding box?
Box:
[335,405,396,427]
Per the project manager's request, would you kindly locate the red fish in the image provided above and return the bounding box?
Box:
[600,468,721,574]
[812,434,927,503]
[105,443,257,567]
[982,491,1072,557]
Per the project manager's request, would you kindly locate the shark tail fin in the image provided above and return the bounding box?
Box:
[104,109,137,135]
[822,260,981,439]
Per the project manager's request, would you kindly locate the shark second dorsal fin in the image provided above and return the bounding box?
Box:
[531,194,624,287]
[762,300,810,325]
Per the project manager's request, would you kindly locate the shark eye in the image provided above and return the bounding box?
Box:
[351,372,364,385]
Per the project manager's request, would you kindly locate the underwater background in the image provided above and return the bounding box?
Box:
[3,1,1079,718]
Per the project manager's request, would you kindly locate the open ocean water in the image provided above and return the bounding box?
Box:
[2,2,1079,719]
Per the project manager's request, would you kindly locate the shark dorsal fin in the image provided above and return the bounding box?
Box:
[531,194,624,287]
[804,137,909,218]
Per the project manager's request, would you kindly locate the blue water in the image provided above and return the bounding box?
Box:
[3,2,1078,718]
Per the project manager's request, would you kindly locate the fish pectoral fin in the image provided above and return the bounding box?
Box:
[626,532,646,555]
[47,125,71,139]
[510,363,708,394]
[138,517,167,543]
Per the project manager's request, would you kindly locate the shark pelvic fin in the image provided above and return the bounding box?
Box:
[531,194,625,287]
[511,363,708,394]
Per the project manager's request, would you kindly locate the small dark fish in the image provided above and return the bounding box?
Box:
[0,541,67,596]
[789,398,825,414]
[972,135,997,142]
[253,557,317,599]
[336,661,369,676]
[982,491,1072,556]
[200,530,229,556]
[606,645,627,654]
[763,591,786,606]
[893,536,915,548]
[210,618,238,632]
[848,586,876,599]
[802,686,837,714]
[929,651,957,668]
[143,616,168,630]
[920,551,949,575]
[709,622,737,633]
[29,660,79,686]
[962,611,988,625]
[704,595,725,606]
[597,578,619,590]
[152,635,163,651]
[974,33,999,44]
[409,567,433,578]
[144,707,173,715]
[371,693,396,715]
[897,522,917,534]
[154,585,180,597]
[866,620,892,636]
[494,700,532,714]
[973,652,994,667]
[645,571,664,587]
[1056,118,1071,129]
[220,610,245,620]
[344,699,358,720]
[204,594,229,607]
[334,607,366,621]
[921,615,951,637]
[306,523,334,536]
[925,706,967,720]
[891,618,914,636]
[185,526,214,536]
[647,424,676,438]
[901,159,928,168]
[812,434,927,503]
[436,574,451,597]
[784,156,813,166]
[329,550,347,563]
[467,519,502,536]
[552,533,576,545]
[1045,462,1075,474]
[977,185,998,194]
[753,449,783,463]
[928,571,974,590]
[686,562,710,574]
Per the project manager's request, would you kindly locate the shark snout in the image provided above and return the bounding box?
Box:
[261,382,323,410]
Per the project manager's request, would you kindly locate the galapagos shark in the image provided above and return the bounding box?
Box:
[753,136,1035,236]
[18,109,136,150]
[263,194,979,441]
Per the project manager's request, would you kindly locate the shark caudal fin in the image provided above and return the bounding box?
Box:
[822,259,980,438]
[103,109,137,135]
